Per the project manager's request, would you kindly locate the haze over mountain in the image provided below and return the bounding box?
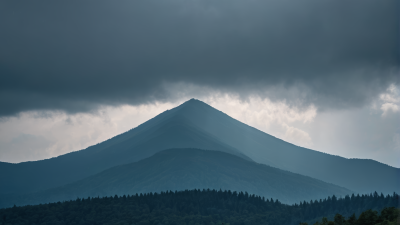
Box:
[0,99,398,199]
[0,149,352,208]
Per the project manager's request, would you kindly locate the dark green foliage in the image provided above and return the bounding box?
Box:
[334,213,346,225]
[357,209,378,225]
[0,189,398,225]
[297,192,399,223]
[304,207,399,225]
[347,213,357,225]
[379,207,400,222]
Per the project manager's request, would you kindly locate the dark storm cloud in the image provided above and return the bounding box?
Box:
[0,0,398,116]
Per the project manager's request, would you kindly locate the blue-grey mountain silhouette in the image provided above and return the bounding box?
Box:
[0,99,398,204]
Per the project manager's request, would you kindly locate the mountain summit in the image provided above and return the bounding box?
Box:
[0,99,399,199]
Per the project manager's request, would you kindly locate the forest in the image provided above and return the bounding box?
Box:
[302,207,399,225]
[0,189,398,225]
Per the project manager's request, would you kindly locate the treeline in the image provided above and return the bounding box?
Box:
[0,189,398,225]
[300,207,399,225]
[294,191,399,222]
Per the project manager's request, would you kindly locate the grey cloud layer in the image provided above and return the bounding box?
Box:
[0,0,398,116]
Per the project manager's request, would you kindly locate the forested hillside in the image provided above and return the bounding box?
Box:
[301,207,399,225]
[296,191,399,223]
[1,189,398,225]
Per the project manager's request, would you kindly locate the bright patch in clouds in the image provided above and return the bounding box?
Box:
[379,84,400,116]
[204,95,316,148]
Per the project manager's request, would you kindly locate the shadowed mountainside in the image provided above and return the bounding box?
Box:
[0,149,352,208]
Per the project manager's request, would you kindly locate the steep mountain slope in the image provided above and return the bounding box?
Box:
[0,149,352,208]
[0,114,249,194]
[0,99,398,196]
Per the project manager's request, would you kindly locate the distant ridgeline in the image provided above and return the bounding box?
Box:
[0,189,398,225]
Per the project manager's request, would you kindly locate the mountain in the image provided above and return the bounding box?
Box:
[0,99,398,196]
[0,149,352,208]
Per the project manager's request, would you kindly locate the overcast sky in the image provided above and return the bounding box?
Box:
[0,0,399,167]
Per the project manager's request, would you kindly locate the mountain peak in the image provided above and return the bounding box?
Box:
[183,98,204,105]
[176,98,213,111]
